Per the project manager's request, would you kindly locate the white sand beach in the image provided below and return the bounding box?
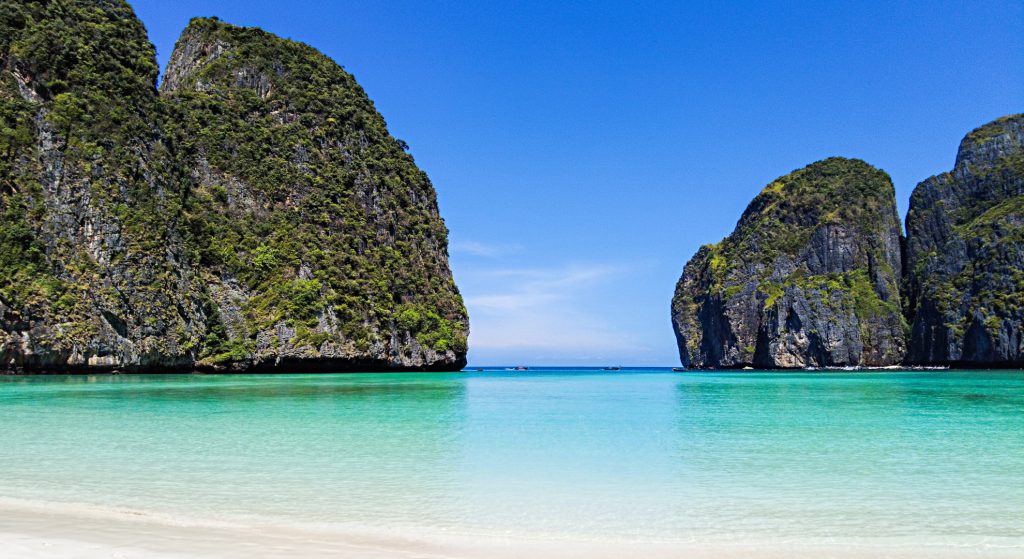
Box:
[1,499,1021,559]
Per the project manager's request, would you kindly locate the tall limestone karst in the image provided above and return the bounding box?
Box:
[160,18,467,371]
[0,1,467,372]
[672,158,906,369]
[0,0,206,371]
[904,114,1024,367]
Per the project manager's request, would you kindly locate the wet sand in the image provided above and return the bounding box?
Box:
[1,499,1020,559]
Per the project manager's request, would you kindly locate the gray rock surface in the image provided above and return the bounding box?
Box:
[904,114,1024,367]
[0,2,467,373]
[672,158,907,369]
[0,0,205,373]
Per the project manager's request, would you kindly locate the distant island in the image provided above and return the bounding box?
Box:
[0,3,468,373]
[672,114,1023,369]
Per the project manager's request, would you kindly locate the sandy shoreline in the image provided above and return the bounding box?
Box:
[1,498,1021,559]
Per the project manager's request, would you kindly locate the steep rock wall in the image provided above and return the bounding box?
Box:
[904,114,1024,367]
[672,158,906,369]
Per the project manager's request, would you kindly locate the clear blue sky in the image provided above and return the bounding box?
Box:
[132,0,1023,366]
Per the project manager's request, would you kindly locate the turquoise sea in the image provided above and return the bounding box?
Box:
[1,369,1022,547]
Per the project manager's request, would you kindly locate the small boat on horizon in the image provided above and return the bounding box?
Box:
[603,366,621,371]
[671,367,685,372]
[506,366,529,371]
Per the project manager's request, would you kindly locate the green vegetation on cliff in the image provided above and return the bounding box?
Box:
[705,157,900,289]
[162,17,467,367]
[672,157,906,369]
[1,0,200,368]
[904,114,1024,366]
[0,2,467,372]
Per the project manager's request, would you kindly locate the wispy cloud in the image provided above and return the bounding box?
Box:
[450,240,523,258]
[466,264,618,312]
[460,263,651,363]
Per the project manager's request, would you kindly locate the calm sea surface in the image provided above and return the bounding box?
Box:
[1,369,1022,544]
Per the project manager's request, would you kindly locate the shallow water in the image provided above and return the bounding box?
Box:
[1,369,1022,544]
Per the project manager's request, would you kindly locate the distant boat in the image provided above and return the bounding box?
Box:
[507,366,529,371]
[603,366,621,371]
[671,367,685,372]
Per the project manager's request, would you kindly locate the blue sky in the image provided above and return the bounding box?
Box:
[132,0,1023,366]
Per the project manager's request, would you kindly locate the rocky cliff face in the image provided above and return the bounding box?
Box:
[161,18,468,372]
[0,0,206,372]
[904,114,1024,367]
[0,2,467,373]
[672,158,906,369]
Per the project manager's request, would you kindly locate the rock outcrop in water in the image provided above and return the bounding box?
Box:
[671,158,907,369]
[904,114,1024,367]
[0,1,467,373]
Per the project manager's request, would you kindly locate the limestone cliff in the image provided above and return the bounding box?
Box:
[672,158,906,369]
[0,0,205,371]
[904,114,1024,367]
[0,2,467,373]
[161,18,467,371]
